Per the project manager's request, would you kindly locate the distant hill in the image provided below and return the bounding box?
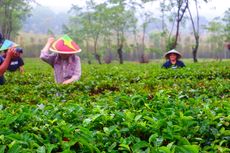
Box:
[23,6,70,34]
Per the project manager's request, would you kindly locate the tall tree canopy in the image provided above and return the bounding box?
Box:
[223,8,230,42]
[142,0,209,62]
[67,0,137,64]
[0,0,34,39]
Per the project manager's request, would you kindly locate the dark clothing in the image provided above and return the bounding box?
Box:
[0,33,4,44]
[8,57,24,72]
[0,56,5,85]
[162,60,185,69]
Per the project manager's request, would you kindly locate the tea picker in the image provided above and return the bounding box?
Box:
[162,49,185,69]
[40,35,82,84]
[0,34,20,85]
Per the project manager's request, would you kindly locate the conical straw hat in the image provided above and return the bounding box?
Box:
[164,49,182,59]
[50,35,81,54]
[0,39,18,51]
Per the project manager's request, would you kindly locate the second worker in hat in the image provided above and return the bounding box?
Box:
[162,49,185,69]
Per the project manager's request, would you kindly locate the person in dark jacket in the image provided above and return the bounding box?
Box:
[0,34,20,85]
[3,48,24,73]
[162,49,185,69]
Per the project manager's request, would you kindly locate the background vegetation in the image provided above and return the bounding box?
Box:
[0,0,230,63]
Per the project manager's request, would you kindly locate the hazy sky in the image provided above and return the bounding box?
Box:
[36,0,229,19]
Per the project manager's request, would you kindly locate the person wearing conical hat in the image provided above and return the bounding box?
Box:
[0,35,20,85]
[40,35,81,84]
[162,49,185,69]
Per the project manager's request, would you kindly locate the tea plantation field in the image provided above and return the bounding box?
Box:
[0,59,229,153]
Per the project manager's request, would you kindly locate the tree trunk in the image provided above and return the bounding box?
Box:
[7,10,13,39]
[93,36,102,64]
[142,25,146,53]
[116,30,124,64]
[86,40,91,64]
[2,2,12,39]
[192,36,199,62]
[187,0,199,63]
[117,45,123,64]
[172,20,180,49]
[95,54,102,64]
[132,26,139,60]
[2,3,7,38]
[172,1,188,49]
[161,0,166,32]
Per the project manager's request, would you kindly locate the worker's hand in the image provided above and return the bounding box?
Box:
[47,37,55,45]
[6,47,19,58]
[62,79,74,85]
[41,37,55,52]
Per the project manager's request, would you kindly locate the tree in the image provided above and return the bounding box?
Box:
[68,0,108,64]
[0,0,34,39]
[223,8,230,42]
[107,0,137,64]
[89,2,107,64]
[186,0,208,62]
[186,0,199,62]
[139,12,156,63]
[149,31,164,58]
[171,0,188,49]
[205,18,225,58]
[141,12,155,53]
[142,0,209,61]
[223,8,230,57]
[142,0,188,50]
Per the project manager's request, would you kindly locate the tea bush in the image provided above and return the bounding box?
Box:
[0,59,229,153]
